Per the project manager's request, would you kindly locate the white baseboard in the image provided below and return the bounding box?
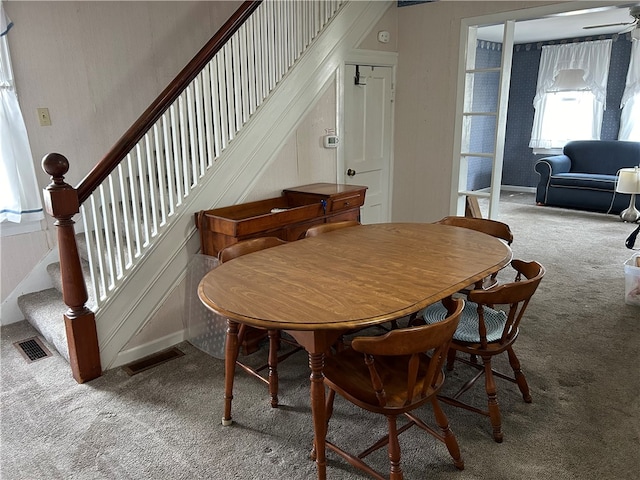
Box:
[501,185,536,194]
[110,329,188,369]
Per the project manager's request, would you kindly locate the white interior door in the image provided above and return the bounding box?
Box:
[343,64,393,224]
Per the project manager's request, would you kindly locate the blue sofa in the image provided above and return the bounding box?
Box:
[534,140,640,214]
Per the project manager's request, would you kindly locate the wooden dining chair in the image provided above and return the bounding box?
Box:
[465,195,483,219]
[437,216,514,291]
[437,215,513,246]
[320,298,465,480]
[218,236,286,263]
[421,260,545,443]
[304,219,361,238]
[218,236,301,408]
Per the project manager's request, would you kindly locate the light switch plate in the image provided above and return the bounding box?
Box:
[37,108,51,126]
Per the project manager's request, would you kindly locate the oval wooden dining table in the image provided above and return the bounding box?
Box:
[198,222,512,480]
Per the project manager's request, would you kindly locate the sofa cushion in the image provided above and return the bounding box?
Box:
[563,140,640,175]
[549,173,617,192]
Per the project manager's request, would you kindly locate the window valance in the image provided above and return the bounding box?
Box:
[533,39,612,109]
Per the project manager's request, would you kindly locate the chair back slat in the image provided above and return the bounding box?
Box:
[352,299,464,406]
[469,260,545,345]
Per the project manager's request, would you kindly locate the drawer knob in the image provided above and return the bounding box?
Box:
[347,168,356,177]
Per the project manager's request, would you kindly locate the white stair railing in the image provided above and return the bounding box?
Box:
[79,0,345,308]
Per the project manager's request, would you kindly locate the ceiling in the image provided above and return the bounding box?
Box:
[477,4,640,44]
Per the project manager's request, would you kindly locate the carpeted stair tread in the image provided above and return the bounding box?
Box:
[16,288,70,362]
[20,235,100,364]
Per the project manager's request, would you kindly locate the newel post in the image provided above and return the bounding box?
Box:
[42,153,102,383]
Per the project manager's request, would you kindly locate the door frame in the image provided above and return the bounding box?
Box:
[338,49,398,222]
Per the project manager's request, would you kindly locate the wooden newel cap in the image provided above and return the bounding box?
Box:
[41,153,79,216]
[42,153,70,185]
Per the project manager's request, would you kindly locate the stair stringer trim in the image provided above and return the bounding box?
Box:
[1,247,57,326]
[97,0,394,370]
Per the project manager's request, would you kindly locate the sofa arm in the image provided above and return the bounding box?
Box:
[534,155,571,204]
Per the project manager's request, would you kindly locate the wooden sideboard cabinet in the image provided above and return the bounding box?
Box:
[195,183,367,257]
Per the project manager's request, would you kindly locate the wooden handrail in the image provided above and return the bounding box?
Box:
[77,0,261,204]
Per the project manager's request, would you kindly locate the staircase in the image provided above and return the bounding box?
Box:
[17,0,392,382]
[17,234,94,363]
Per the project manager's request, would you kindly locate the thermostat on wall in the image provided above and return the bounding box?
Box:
[323,134,339,148]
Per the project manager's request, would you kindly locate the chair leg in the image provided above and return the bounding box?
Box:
[446,348,456,371]
[407,311,424,327]
[507,347,531,403]
[482,356,503,443]
[267,329,279,408]
[386,415,403,480]
[430,397,464,470]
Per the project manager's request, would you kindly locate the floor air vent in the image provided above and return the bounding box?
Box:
[122,347,185,376]
[14,337,52,363]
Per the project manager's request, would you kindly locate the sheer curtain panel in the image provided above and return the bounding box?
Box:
[529,39,612,150]
[0,2,43,224]
[619,37,639,141]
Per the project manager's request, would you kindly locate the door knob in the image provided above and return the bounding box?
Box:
[347,168,356,177]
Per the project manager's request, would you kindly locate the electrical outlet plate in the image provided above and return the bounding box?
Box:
[377,31,390,43]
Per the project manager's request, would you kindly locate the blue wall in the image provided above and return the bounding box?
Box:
[503,34,633,188]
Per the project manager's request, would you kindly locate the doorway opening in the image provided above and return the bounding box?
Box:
[451,2,635,220]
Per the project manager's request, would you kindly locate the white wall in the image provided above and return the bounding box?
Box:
[243,79,340,202]
[393,0,557,222]
[357,3,398,52]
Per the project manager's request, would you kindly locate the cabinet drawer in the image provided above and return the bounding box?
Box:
[326,192,365,212]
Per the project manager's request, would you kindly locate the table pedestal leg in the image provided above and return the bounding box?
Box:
[309,352,327,480]
[222,320,239,426]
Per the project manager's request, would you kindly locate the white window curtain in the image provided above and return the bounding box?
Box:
[619,37,640,141]
[529,39,612,150]
[0,2,44,224]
